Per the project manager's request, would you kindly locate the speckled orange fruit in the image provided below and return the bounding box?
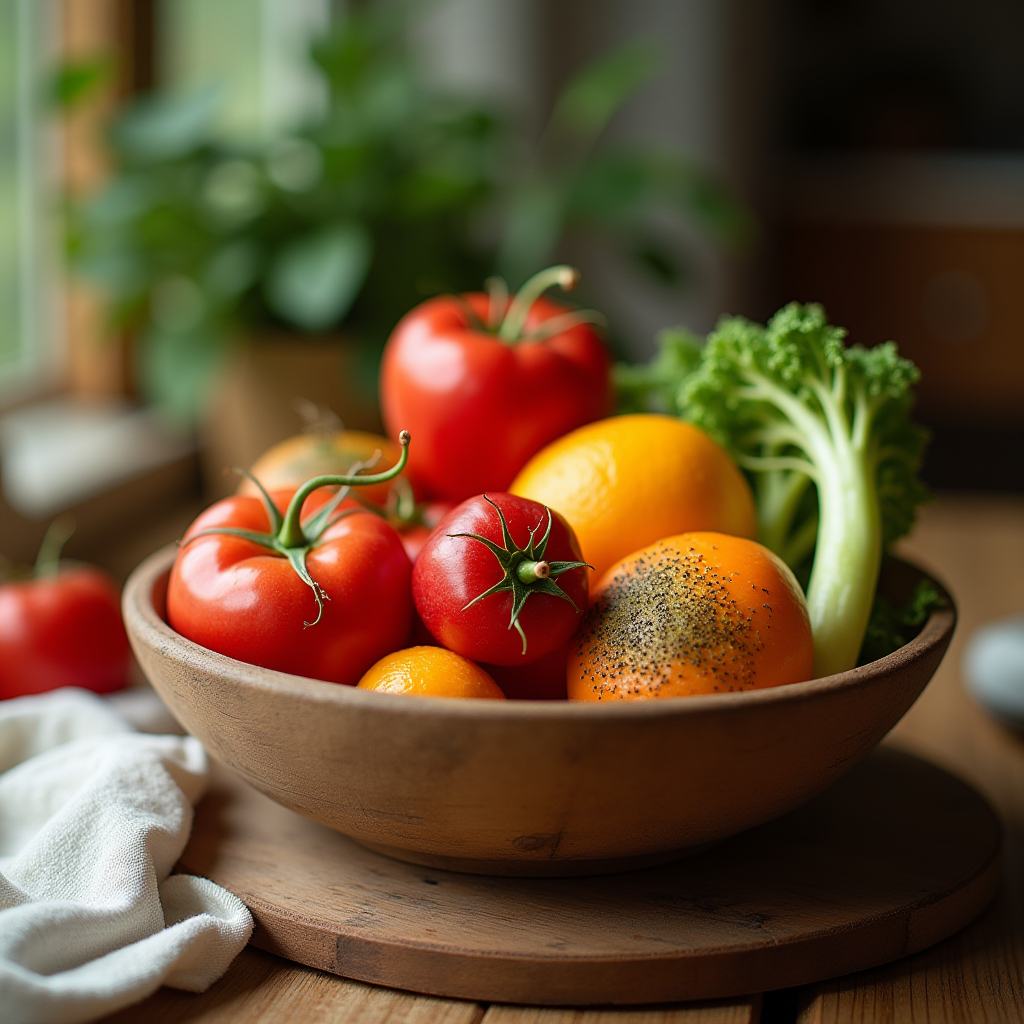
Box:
[358,646,506,699]
[510,415,757,591]
[239,430,402,506]
[568,532,813,700]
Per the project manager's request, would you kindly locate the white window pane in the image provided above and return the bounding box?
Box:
[0,0,57,398]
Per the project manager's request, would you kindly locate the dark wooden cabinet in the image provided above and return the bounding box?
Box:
[780,222,1024,423]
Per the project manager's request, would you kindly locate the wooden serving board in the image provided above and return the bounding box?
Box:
[179,747,1002,1006]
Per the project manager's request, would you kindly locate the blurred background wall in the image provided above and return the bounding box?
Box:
[0,0,1021,571]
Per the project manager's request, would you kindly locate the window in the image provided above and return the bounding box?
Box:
[159,0,329,140]
[0,0,59,401]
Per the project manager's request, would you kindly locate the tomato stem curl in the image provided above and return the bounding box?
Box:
[498,265,580,342]
[181,432,411,630]
[277,432,410,549]
[35,516,75,579]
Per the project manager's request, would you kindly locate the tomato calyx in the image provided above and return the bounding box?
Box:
[464,264,607,345]
[448,494,591,655]
[183,431,411,629]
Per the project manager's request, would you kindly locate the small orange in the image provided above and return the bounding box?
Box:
[240,430,402,506]
[511,414,756,591]
[568,532,813,700]
[358,646,506,699]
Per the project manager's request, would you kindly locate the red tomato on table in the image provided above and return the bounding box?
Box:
[0,565,131,698]
[380,266,612,502]
[412,493,589,667]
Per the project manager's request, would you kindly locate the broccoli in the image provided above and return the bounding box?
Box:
[667,303,929,677]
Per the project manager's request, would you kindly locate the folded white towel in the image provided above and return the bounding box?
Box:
[0,689,253,1024]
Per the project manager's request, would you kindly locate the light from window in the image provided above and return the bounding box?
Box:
[0,0,57,401]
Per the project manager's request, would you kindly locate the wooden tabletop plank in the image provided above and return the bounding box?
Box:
[481,997,760,1024]
[100,947,486,1024]
[798,495,1024,1024]
[98,948,760,1024]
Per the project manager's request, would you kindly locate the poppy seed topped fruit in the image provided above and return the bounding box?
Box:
[568,532,813,700]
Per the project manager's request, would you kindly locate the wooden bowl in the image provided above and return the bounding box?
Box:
[123,546,955,876]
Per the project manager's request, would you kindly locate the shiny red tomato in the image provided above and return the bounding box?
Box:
[412,493,589,667]
[0,565,131,698]
[380,266,612,502]
[168,491,412,685]
[168,441,414,685]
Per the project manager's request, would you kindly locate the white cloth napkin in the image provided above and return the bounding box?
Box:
[0,689,253,1024]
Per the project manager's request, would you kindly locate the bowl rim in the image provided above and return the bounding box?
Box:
[123,544,957,722]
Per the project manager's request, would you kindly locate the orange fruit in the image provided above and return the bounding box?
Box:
[511,414,757,590]
[239,430,402,506]
[568,532,813,700]
[358,646,506,699]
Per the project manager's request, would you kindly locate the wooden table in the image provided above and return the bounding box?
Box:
[101,494,1024,1024]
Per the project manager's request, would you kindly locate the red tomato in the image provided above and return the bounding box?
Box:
[484,643,570,700]
[397,500,455,562]
[412,493,589,667]
[168,489,412,685]
[380,266,612,502]
[0,566,131,698]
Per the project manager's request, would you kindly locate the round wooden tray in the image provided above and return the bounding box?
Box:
[179,747,1001,1006]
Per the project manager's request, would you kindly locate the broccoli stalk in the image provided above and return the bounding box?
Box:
[679,304,929,677]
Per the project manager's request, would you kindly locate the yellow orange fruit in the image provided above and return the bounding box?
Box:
[568,532,813,700]
[357,646,506,699]
[511,414,757,589]
[239,430,402,506]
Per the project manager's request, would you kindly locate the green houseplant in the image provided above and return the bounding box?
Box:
[69,2,749,452]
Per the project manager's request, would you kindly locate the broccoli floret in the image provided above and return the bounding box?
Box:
[678,303,930,677]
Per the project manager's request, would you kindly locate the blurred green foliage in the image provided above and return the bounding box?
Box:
[51,55,115,109]
[68,2,750,422]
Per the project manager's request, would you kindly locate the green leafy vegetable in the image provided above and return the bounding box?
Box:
[858,578,944,665]
[625,303,930,677]
[615,325,703,415]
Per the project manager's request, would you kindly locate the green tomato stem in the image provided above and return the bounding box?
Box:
[522,309,607,341]
[277,431,410,549]
[516,559,550,584]
[34,515,75,579]
[485,275,509,329]
[498,265,580,342]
